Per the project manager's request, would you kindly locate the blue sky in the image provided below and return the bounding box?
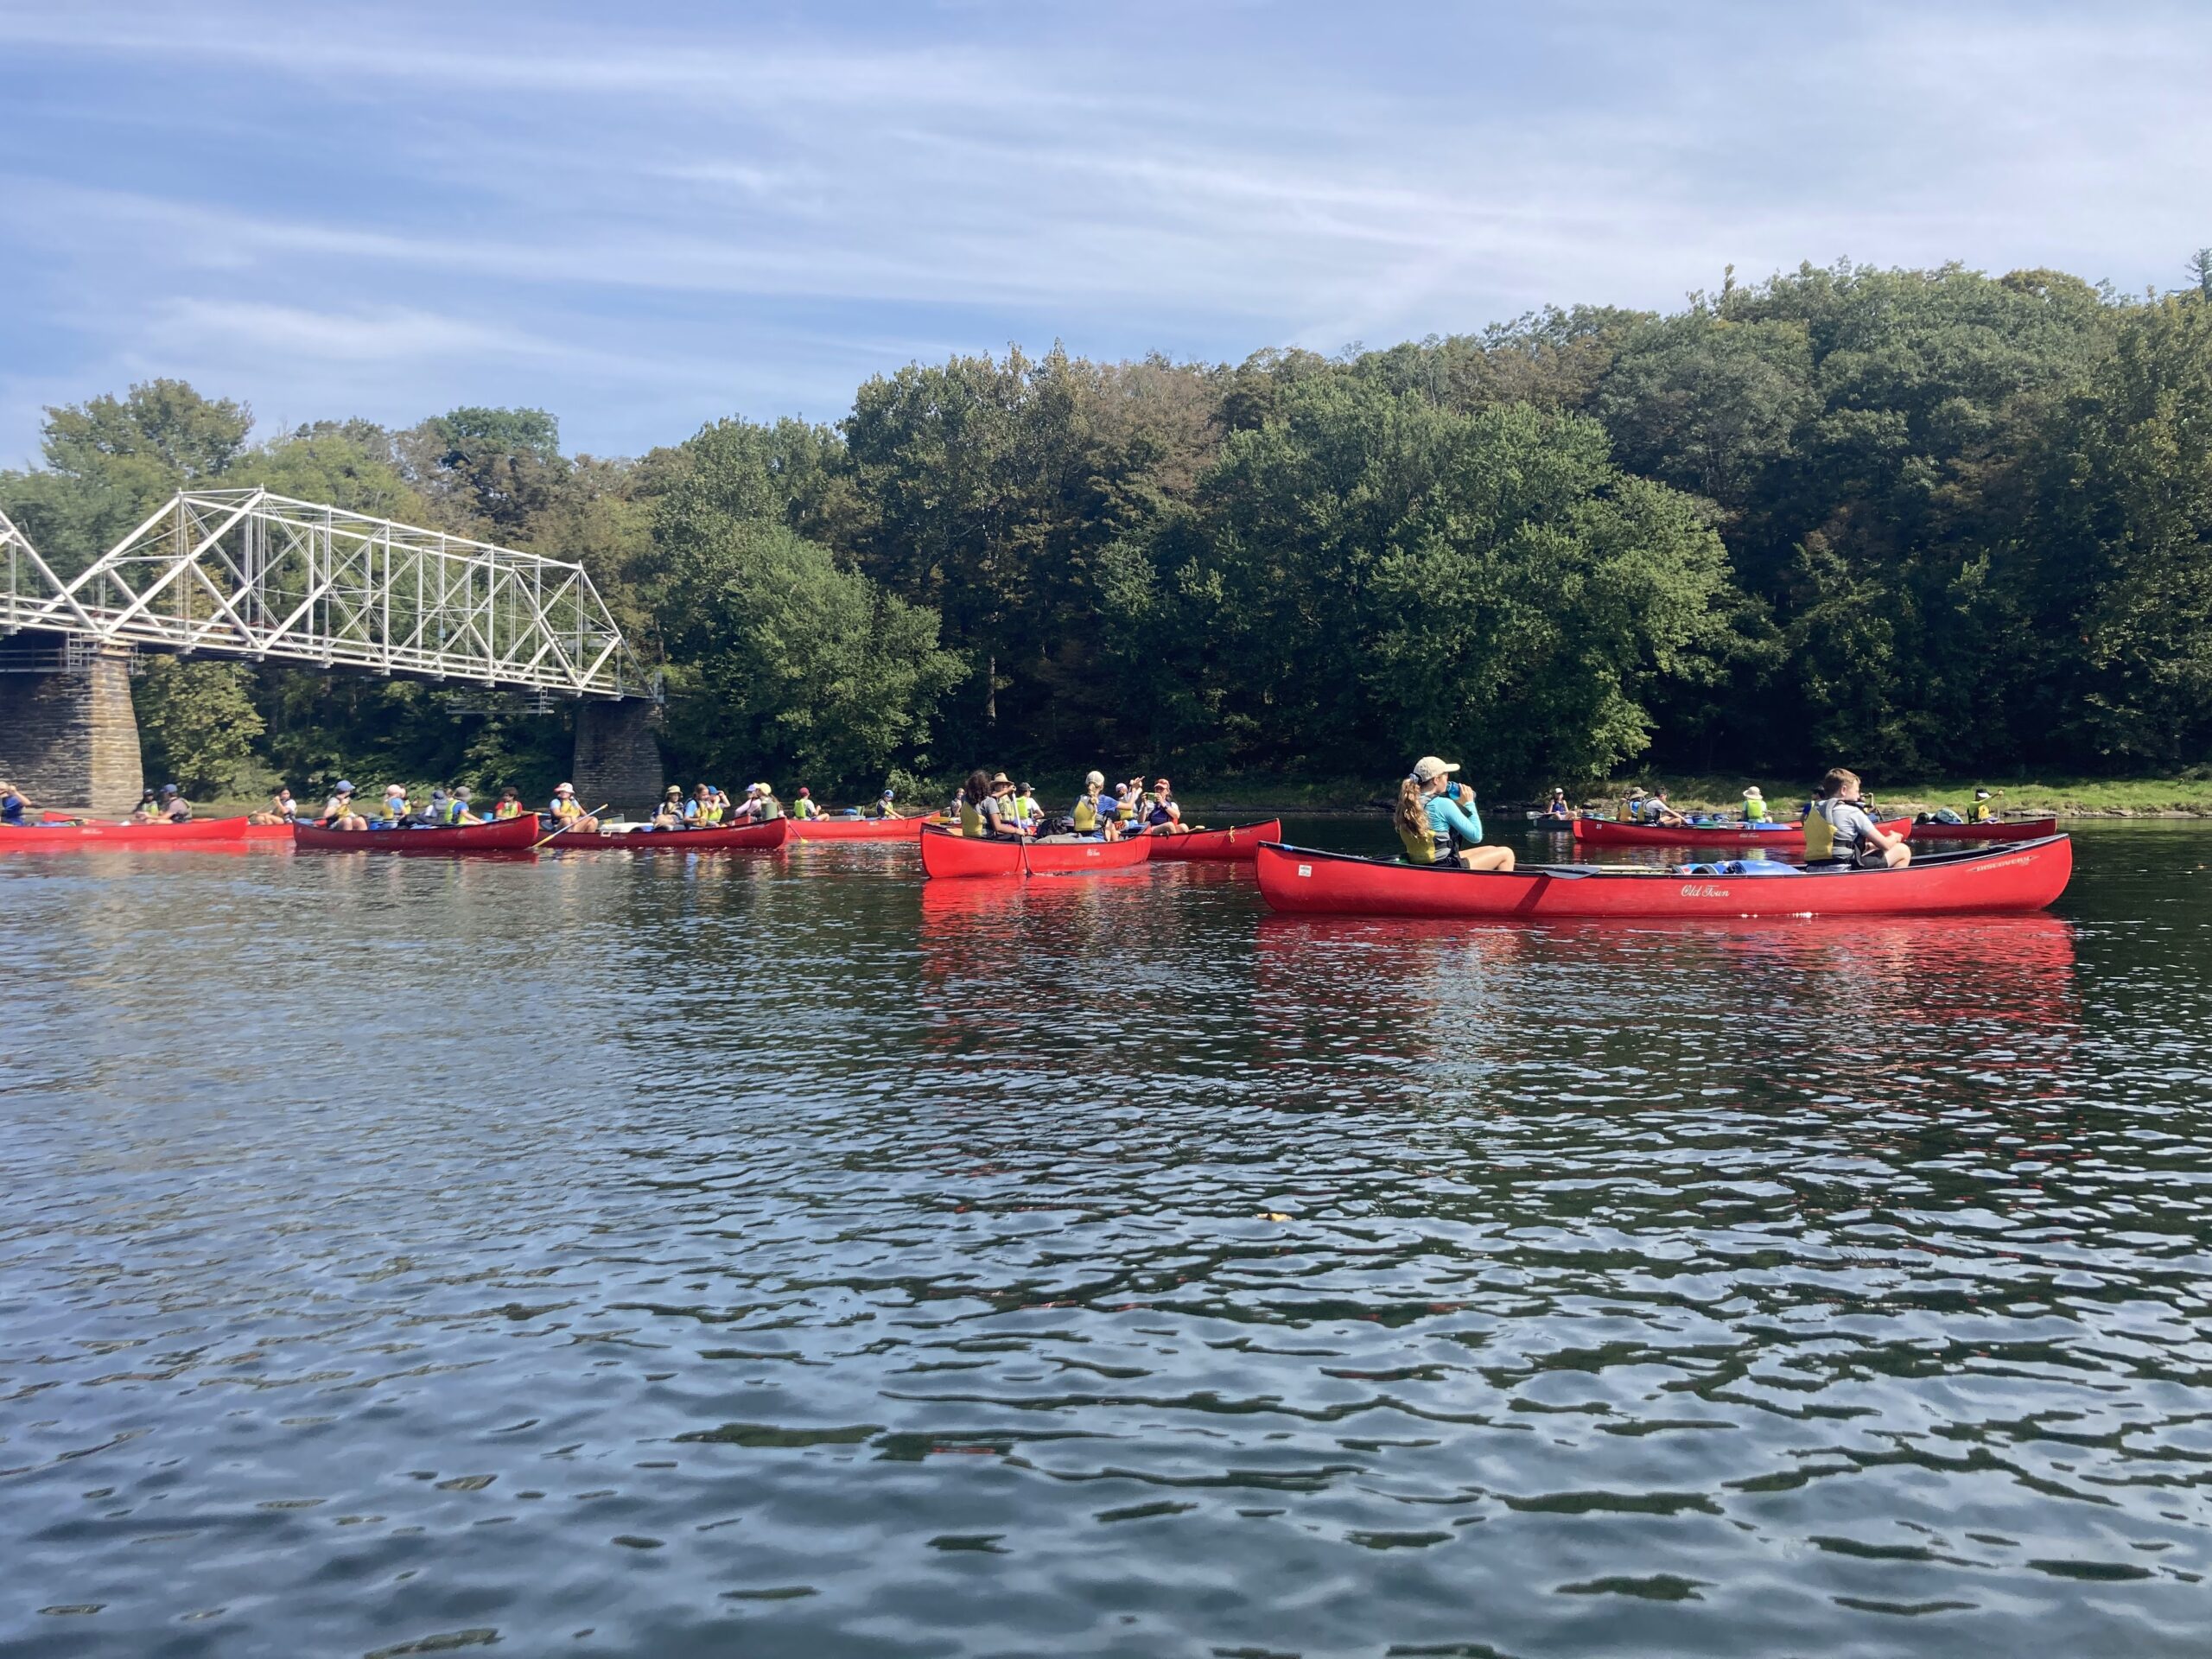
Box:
[3,1,2208,466]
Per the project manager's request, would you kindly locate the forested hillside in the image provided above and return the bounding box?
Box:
[8,257,2210,799]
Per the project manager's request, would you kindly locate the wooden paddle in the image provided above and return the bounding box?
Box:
[531,803,609,850]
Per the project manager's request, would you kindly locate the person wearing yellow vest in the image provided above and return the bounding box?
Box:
[1394,757,1515,871]
[957,769,995,836]
[1969,788,1998,823]
[1802,767,1910,868]
[1011,783,1040,830]
[868,788,903,819]
[791,787,822,820]
[1071,771,1114,837]
[1741,786,1770,823]
[493,787,524,821]
[549,783,600,833]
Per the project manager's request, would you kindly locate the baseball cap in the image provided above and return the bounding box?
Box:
[1410,757,1459,784]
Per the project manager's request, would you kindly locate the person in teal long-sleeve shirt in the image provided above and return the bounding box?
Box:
[1394,756,1516,871]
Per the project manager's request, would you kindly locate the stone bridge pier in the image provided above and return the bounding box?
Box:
[0,632,143,815]
[571,698,663,815]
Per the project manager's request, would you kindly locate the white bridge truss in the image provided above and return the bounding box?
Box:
[0,489,652,699]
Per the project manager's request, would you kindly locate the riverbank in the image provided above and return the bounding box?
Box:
[162,770,2212,823]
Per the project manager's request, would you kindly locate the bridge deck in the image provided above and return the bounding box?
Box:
[0,490,650,700]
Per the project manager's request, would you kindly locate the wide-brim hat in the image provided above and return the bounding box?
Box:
[1743,787,1764,799]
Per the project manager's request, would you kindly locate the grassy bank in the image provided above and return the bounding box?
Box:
[187,769,2212,822]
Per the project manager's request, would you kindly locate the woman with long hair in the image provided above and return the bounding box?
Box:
[1395,757,1515,872]
[958,769,994,836]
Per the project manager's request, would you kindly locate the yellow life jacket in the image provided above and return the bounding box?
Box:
[493,799,519,820]
[1072,796,1100,832]
[1802,800,1839,861]
[1396,809,1445,866]
[960,802,985,837]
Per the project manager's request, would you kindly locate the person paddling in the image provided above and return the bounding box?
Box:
[1395,757,1515,871]
[548,783,599,834]
[1802,767,1910,868]
[868,788,903,820]
[321,781,367,830]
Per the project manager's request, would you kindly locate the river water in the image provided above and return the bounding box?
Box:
[1,821,2207,1658]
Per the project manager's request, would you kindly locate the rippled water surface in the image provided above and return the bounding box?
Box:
[3,821,2209,1657]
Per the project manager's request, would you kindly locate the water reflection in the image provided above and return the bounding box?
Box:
[0,838,2204,1659]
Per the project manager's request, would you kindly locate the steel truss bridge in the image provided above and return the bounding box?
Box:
[0,490,652,699]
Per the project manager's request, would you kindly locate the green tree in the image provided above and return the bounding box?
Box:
[652,426,963,793]
[1103,378,1738,787]
[0,379,252,575]
[136,658,264,798]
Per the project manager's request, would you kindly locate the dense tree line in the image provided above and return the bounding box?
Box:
[5,257,2210,800]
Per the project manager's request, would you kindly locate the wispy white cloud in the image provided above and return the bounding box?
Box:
[0,0,2207,462]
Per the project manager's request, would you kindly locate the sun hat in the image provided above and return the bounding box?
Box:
[989,772,1011,786]
[1743,786,1764,799]
[1085,770,1104,787]
[555,783,575,796]
[1410,757,1459,784]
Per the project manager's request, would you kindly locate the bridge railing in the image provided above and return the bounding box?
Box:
[0,490,652,700]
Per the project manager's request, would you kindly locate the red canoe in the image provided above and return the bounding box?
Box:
[1255,835,2072,918]
[0,815,251,850]
[293,815,543,853]
[1572,814,1910,849]
[789,815,930,842]
[919,826,1154,878]
[1143,819,1282,862]
[551,817,794,851]
[1909,816,2059,843]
